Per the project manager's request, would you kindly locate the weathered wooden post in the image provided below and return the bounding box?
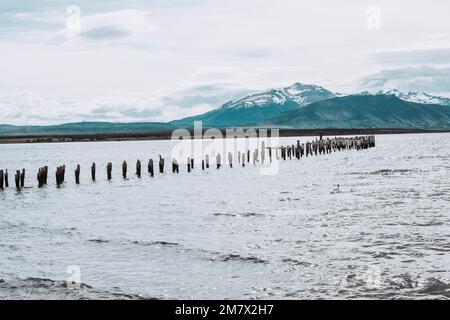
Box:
[37,168,42,188]
[205,155,210,169]
[187,158,191,173]
[91,163,96,181]
[238,151,241,164]
[44,166,48,184]
[4,170,8,188]
[228,152,233,168]
[20,169,25,187]
[202,159,205,170]
[136,160,141,178]
[37,167,45,188]
[159,156,164,173]
[122,161,127,179]
[268,147,272,163]
[190,158,194,170]
[0,170,3,190]
[75,164,80,184]
[107,162,112,180]
[15,170,20,190]
[242,153,245,167]
[247,150,250,163]
[148,159,154,177]
[56,167,61,187]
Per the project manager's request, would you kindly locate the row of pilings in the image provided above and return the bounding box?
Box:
[0,135,375,190]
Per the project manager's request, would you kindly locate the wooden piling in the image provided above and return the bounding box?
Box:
[107,162,112,180]
[148,159,154,177]
[205,155,210,169]
[136,160,141,178]
[15,170,20,190]
[242,153,245,167]
[0,170,3,190]
[91,163,96,181]
[75,164,80,184]
[56,166,64,187]
[159,156,164,173]
[228,152,233,168]
[37,167,45,188]
[122,161,127,179]
[190,158,194,170]
[4,170,8,188]
[20,169,25,187]
[43,166,48,184]
[202,159,205,170]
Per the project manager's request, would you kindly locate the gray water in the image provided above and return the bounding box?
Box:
[0,133,449,300]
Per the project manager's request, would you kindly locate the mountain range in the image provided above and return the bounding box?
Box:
[170,83,336,127]
[1,83,450,136]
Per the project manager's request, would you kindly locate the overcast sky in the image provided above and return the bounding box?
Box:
[0,0,449,125]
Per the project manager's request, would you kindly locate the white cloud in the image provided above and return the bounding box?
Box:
[0,83,251,125]
[360,66,450,97]
[62,9,159,47]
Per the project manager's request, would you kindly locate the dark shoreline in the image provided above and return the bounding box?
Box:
[0,128,449,144]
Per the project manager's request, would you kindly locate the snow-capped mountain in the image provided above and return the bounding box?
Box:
[374,89,450,106]
[171,83,450,128]
[171,82,336,127]
[220,82,336,110]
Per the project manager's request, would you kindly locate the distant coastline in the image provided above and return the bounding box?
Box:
[1,128,449,144]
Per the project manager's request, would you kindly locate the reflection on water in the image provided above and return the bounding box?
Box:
[0,133,449,299]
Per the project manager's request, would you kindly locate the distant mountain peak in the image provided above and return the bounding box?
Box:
[371,89,450,106]
[218,82,336,111]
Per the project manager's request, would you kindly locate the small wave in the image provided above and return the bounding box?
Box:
[213,213,236,217]
[213,212,266,218]
[418,278,450,297]
[0,276,154,300]
[210,254,268,264]
[349,169,414,176]
[88,239,110,243]
[281,258,312,267]
[279,197,300,202]
[387,274,419,289]
[240,212,266,218]
[87,238,179,247]
[131,240,179,247]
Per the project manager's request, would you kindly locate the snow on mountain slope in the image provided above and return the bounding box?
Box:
[219,83,336,110]
[375,89,450,106]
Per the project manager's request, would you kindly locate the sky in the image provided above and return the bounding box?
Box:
[0,0,449,125]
